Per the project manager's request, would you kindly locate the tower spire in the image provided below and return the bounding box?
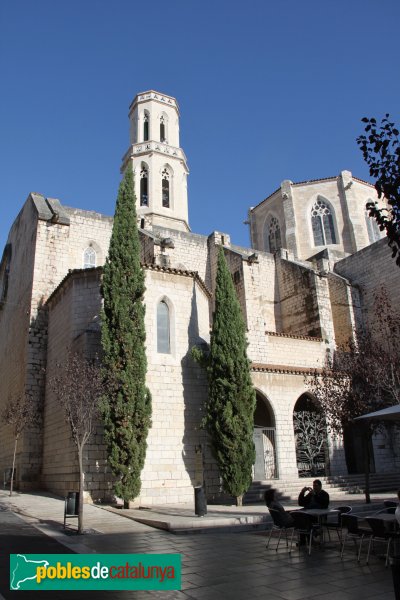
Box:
[121,90,190,232]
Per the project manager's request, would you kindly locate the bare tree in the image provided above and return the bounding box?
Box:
[1,393,40,496]
[307,287,400,502]
[357,115,400,265]
[293,411,327,477]
[50,351,102,534]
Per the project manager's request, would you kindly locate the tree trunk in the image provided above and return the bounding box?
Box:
[363,431,371,504]
[123,500,129,509]
[77,445,84,535]
[236,495,243,507]
[10,436,18,497]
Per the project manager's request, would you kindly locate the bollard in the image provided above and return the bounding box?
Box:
[194,486,207,517]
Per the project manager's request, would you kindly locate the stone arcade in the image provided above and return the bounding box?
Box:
[1,90,399,504]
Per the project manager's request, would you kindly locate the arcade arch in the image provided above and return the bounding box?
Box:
[253,392,278,480]
[293,394,328,478]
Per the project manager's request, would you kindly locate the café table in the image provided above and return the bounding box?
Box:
[291,508,340,545]
[367,512,399,532]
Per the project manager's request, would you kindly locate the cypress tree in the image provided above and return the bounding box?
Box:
[101,168,151,508]
[205,247,256,505]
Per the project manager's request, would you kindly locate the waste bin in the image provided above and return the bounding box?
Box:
[64,492,79,529]
[66,492,79,516]
[194,486,207,517]
[391,556,400,600]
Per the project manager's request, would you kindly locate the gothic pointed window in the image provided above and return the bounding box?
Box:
[365,208,381,243]
[311,198,337,246]
[268,217,282,253]
[143,112,149,141]
[162,168,170,208]
[157,300,170,353]
[140,166,149,206]
[83,247,96,269]
[160,115,166,142]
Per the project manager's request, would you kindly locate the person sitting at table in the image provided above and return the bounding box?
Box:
[298,479,329,510]
[395,490,400,526]
[265,489,294,527]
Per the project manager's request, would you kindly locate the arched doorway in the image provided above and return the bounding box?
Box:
[253,392,278,480]
[293,394,328,478]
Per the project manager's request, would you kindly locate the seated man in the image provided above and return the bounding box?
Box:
[395,490,400,526]
[298,479,329,510]
[265,488,294,527]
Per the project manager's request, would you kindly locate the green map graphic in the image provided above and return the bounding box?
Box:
[10,554,49,590]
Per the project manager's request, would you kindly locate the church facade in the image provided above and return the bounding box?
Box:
[1,90,399,505]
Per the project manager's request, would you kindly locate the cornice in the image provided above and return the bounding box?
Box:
[251,363,322,375]
[265,331,323,342]
[143,263,211,298]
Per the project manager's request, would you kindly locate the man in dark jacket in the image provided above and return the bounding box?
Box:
[298,479,329,509]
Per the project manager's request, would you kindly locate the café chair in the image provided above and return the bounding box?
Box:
[340,514,372,562]
[325,505,352,542]
[373,507,396,515]
[365,517,400,567]
[289,511,318,556]
[266,508,294,552]
[384,501,398,509]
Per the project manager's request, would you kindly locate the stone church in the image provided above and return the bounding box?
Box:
[1,90,399,505]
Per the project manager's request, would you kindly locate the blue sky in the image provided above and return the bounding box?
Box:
[1,0,399,252]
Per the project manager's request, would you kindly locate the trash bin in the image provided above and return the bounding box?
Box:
[391,556,400,600]
[64,492,80,529]
[194,486,207,517]
[66,492,79,516]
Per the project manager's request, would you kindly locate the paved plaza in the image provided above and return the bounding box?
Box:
[0,491,396,599]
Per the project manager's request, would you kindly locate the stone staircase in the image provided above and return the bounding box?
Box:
[243,472,400,504]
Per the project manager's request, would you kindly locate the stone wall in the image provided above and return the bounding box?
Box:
[334,238,400,330]
[152,225,210,286]
[42,268,114,500]
[275,258,321,337]
[139,267,211,505]
[0,198,45,487]
[327,272,362,347]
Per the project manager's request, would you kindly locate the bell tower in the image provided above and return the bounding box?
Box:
[121,90,190,232]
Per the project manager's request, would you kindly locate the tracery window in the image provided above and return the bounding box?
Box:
[143,112,149,141]
[365,208,381,243]
[311,199,337,246]
[140,166,149,206]
[160,115,166,142]
[157,300,170,353]
[162,168,170,208]
[83,247,96,269]
[268,217,282,253]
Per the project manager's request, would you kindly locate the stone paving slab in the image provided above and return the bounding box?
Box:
[1,489,398,535]
[102,492,399,532]
[0,493,396,600]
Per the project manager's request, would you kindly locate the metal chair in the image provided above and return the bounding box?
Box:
[289,511,318,556]
[365,517,400,567]
[340,514,372,562]
[384,500,398,509]
[266,508,294,552]
[325,505,352,542]
[373,506,396,515]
